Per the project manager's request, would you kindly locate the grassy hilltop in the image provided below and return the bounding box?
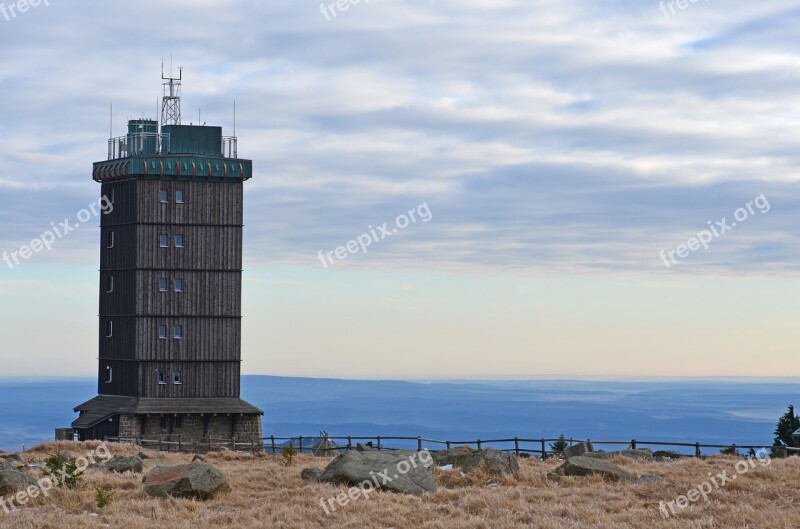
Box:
[1,441,799,529]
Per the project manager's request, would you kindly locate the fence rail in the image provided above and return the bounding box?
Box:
[104,434,800,459]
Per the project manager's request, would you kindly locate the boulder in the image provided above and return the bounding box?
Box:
[563,441,593,459]
[137,452,150,460]
[431,446,473,466]
[433,447,518,476]
[583,449,654,461]
[0,465,36,495]
[106,456,144,474]
[301,468,323,482]
[191,454,206,463]
[320,450,435,496]
[143,463,229,499]
[556,456,635,482]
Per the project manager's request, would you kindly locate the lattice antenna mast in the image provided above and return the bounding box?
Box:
[161,61,183,128]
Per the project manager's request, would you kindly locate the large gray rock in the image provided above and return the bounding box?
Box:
[556,456,635,481]
[583,449,653,461]
[563,441,593,459]
[143,463,230,499]
[434,448,519,476]
[0,465,36,495]
[431,446,473,466]
[320,450,435,496]
[106,455,144,474]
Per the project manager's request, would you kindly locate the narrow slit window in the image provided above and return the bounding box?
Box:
[158,325,167,340]
[176,190,184,204]
[158,278,168,292]
[158,371,166,385]
[173,371,182,385]
[159,234,168,248]
[159,189,168,203]
[174,234,184,248]
[107,231,115,249]
[174,278,183,293]
[173,325,183,340]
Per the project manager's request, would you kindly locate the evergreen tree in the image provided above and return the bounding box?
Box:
[773,405,800,454]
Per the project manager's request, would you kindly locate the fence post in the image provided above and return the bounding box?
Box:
[178,434,182,452]
[193,440,197,453]
[347,436,352,451]
[695,442,701,457]
[732,444,736,454]
[541,439,547,460]
[251,440,255,454]
[299,437,304,454]
[514,437,520,456]
[631,439,637,450]
[208,436,212,452]
[569,436,574,447]
[418,437,423,451]
[447,441,452,449]
[477,439,482,450]
[377,436,382,451]
[270,436,276,454]
[158,434,163,452]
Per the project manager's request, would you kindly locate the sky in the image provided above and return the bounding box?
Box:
[0,0,798,378]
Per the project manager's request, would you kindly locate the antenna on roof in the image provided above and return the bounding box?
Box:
[161,59,182,127]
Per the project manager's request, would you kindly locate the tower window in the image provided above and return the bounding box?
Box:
[175,234,184,248]
[105,366,113,383]
[173,371,182,384]
[176,190,185,204]
[158,278,168,292]
[106,275,114,293]
[159,234,168,248]
[158,371,166,385]
[174,278,183,292]
[159,189,169,203]
[106,320,113,338]
[158,325,167,339]
[107,231,115,249]
[173,325,183,339]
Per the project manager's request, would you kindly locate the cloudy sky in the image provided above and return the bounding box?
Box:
[0,0,798,378]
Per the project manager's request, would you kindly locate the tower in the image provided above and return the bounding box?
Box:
[71,72,263,444]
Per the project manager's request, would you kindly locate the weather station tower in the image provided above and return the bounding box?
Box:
[70,67,263,445]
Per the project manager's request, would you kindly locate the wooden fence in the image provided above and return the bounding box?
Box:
[105,434,800,458]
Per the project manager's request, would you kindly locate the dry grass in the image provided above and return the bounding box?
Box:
[2,442,800,528]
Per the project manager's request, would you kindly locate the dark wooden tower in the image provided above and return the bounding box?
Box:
[72,73,263,443]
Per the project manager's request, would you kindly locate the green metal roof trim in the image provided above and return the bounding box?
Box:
[92,155,252,182]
